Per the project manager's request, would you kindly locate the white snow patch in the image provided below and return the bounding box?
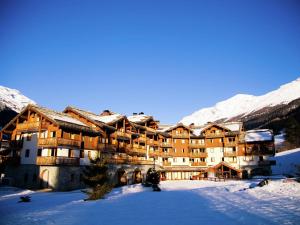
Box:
[0,86,36,112]
[271,148,300,176]
[180,78,300,126]
[245,129,273,142]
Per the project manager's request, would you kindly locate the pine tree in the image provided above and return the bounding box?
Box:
[285,117,300,148]
[83,157,112,200]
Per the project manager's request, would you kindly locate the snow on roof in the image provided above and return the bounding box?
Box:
[245,129,273,142]
[128,115,152,123]
[35,106,88,127]
[192,127,205,136]
[220,122,242,132]
[96,114,124,124]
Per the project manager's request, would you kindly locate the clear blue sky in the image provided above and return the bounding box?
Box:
[1,0,300,124]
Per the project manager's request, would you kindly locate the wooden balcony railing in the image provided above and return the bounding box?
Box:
[190,162,206,167]
[163,161,171,166]
[204,133,224,138]
[223,151,237,157]
[36,156,80,166]
[97,143,116,152]
[189,143,205,148]
[172,133,189,138]
[189,152,207,158]
[148,140,159,146]
[83,141,98,150]
[138,136,146,143]
[106,157,153,165]
[16,122,40,131]
[224,142,237,147]
[38,138,81,148]
[160,142,172,148]
[115,131,131,139]
[0,156,20,165]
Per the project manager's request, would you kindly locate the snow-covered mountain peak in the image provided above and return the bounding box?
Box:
[0,85,36,112]
[180,77,300,126]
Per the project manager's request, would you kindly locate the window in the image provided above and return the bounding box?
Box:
[174,139,177,143]
[71,134,75,140]
[182,140,185,144]
[25,149,30,158]
[183,158,186,162]
[69,149,76,158]
[88,151,92,159]
[50,131,56,138]
[182,149,185,153]
[173,158,177,163]
[37,149,42,156]
[211,157,215,162]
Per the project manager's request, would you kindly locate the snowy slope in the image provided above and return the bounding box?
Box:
[1,180,300,225]
[271,148,300,176]
[180,78,300,126]
[0,86,36,112]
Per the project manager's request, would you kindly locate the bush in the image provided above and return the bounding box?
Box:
[146,168,160,186]
[86,183,113,201]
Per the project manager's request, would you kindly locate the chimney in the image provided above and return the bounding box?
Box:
[133,112,138,115]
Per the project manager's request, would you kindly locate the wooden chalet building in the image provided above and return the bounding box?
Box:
[0,105,276,190]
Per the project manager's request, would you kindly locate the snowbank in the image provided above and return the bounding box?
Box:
[271,148,300,176]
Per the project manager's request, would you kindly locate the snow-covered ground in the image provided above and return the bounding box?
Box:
[271,148,300,176]
[1,179,300,225]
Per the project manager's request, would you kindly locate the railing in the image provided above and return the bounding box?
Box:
[0,156,20,165]
[16,122,40,131]
[138,136,146,142]
[172,133,189,138]
[115,131,131,139]
[130,145,147,155]
[148,140,159,146]
[106,157,153,165]
[38,138,81,148]
[223,151,237,157]
[97,143,116,152]
[163,161,171,166]
[36,156,80,166]
[190,162,206,167]
[160,142,172,148]
[189,143,205,148]
[204,133,224,138]
[224,142,237,147]
[189,152,207,158]
[83,142,98,150]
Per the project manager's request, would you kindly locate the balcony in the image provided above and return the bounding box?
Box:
[224,142,237,147]
[204,133,224,138]
[36,156,80,166]
[97,143,116,153]
[189,143,205,148]
[115,131,131,140]
[223,151,237,157]
[160,142,172,148]
[189,152,207,158]
[107,156,153,165]
[0,156,20,165]
[16,122,40,131]
[129,144,147,156]
[148,150,159,157]
[190,162,206,167]
[163,161,171,166]
[83,141,98,150]
[172,133,189,138]
[138,136,146,143]
[38,138,81,148]
[148,140,159,146]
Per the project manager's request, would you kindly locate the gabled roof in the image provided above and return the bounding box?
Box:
[1,105,98,134]
[127,114,154,124]
[209,161,242,172]
[64,106,116,130]
[191,122,232,136]
[162,123,192,133]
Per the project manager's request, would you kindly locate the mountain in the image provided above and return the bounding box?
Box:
[0,86,36,128]
[180,78,300,135]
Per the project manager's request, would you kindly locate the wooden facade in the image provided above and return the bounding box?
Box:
[0,105,276,189]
